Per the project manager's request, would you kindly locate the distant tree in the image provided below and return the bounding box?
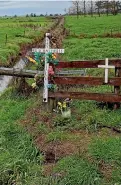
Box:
[83,0,86,16]
[54,13,59,16]
[14,15,17,18]
[33,13,36,17]
[30,13,34,17]
[116,1,121,13]
[49,14,53,16]
[64,8,67,15]
[105,0,109,16]
[72,1,81,19]
[90,0,93,17]
[98,0,121,16]
[95,1,102,17]
[109,0,121,15]
[26,14,29,17]
[40,14,44,16]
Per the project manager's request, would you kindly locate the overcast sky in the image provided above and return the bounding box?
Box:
[0,1,71,16]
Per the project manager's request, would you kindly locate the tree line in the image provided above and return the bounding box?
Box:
[65,0,121,18]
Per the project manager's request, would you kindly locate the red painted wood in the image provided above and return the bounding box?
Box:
[53,77,121,86]
[57,59,121,68]
[49,92,121,102]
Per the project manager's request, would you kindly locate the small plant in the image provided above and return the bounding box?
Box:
[53,116,71,127]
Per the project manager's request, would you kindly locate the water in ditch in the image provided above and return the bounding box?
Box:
[0,57,27,93]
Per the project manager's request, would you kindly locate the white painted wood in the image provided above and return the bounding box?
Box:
[98,58,115,83]
[33,33,64,102]
[43,33,50,102]
[32,48,64,53]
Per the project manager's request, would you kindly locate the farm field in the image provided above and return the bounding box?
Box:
[63,14,121,60]
[1,15,121,185]
[0,16,52,66]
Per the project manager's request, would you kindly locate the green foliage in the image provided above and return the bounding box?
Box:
[112,166,121,184]
[34,52,43,63]
[72,100,121,131]
[37,122,49,134]
[53,116,71,127]
[0,16,52,65]
[63,15,121,61]
[0,90,43,184]
[65,15,121,36]
[63,38,121,60]
[52,116,80,130]
[89,137,121,163]
[46,130,80,142]
[54,155,102,185]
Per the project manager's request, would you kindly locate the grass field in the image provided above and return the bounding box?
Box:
[0,16,52,66]
[63,14,121,60]
[65,15,121,36]
[59,14,121,185]
[1,15,121,185]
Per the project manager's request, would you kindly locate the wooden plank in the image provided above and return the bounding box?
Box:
[49,92,121,102]
[0,67,43,78]
[56,69,86,75]
[57,59,121,68]
[53,76,121,86]
[0,68,86,78]
[114,67,121,108]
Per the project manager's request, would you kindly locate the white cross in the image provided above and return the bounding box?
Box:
[32,33,64,102]
[98,58,115,83]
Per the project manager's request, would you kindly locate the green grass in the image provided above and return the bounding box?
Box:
[46,130,80,142]
[62,14,121,131]
[0,16,53,65]
[0,89,44,184]
[73,100,121,130]
[1,14,121,185]
[89,137,121,163]
[54,155,102,185]
[63,38,121,60]
[89,137,121,184]
[63,15,121,61]
[65,15,121,36]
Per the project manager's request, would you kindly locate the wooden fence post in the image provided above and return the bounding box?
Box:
[5,34,8,45]
[114,67,121,109]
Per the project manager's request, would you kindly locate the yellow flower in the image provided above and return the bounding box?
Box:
[31,82,36,88]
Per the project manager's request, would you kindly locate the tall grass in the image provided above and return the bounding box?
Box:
[0,89,43,184]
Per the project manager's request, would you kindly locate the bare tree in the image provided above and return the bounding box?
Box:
[95,1,102,17]
[105,0,109,16]
[72,1,81,19]
[90,0,93,17]
[83,0,86,16]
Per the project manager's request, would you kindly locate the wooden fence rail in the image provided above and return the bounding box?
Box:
[57,59,121,68]
[53,76,121,86]
[49,92,121,102]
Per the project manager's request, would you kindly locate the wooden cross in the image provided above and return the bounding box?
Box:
[98,58,115,83]
[32,33,64,102]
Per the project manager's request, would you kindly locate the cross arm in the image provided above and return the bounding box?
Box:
[32,48,64,53]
